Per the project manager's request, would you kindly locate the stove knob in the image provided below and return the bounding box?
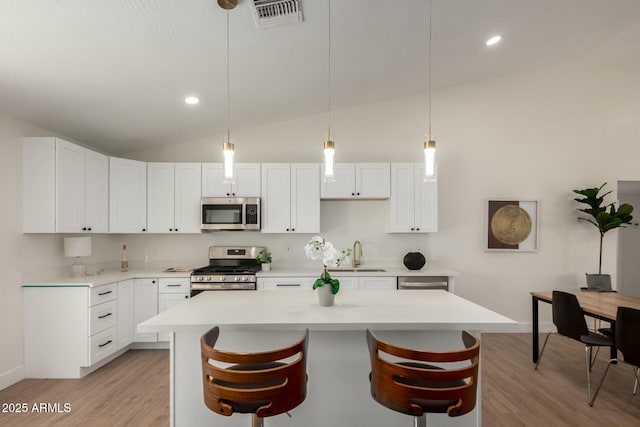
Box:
[220,276,226,281]
[206,276,211,281]
[234,276,239,282]
[242,276,249,282]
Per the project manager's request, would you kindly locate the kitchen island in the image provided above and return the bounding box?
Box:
[139,289,516,427]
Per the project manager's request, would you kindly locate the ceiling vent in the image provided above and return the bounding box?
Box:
[251,0,303,29]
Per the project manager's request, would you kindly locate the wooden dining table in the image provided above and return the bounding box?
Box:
[530,290,640,363]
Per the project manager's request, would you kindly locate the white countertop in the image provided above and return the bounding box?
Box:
[138,289,516,333]
[256,266,458,277]
[21,269,192,287]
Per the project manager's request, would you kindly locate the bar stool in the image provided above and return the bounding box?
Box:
[200,327,309,427]
[366,329,480,427]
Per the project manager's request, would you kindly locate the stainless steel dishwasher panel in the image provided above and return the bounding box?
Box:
[397,276,449,291]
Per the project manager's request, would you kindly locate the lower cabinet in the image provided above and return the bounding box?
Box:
[117,279,134,349]
[158,277,190,342]
[258,277,315,290]
[258,276,396,290]
[133,278,158,342]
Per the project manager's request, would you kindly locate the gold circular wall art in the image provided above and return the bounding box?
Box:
[491,205,532,245]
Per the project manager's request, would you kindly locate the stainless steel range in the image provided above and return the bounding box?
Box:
[190,246,263,296]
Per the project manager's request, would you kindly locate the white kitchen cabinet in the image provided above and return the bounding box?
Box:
[261,163,320,234]
[158,291,190,342]
[202,163,261,197]
[133,278,158,342]
[110,157,147,233]
[117,279,134,350]
[389,163,438,233]
[147,162,202,233]
[331,276,396,289]
[56,140,109,233]
[22,137,108,233]
[24,282,121,378]
[257,277,315,290]
[321,163,390,199]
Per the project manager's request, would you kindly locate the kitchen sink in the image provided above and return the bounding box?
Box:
[328,268,386,272]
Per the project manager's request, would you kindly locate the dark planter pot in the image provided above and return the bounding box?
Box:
[585,274,612,292]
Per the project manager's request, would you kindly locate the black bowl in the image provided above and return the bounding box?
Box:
[403,252,426,270]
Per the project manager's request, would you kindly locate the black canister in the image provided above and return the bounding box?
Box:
[403,252,426,270]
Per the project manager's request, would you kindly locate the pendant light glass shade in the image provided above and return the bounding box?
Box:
[223,141,235,183]
[424,139,436,182]
[323,140,335,182]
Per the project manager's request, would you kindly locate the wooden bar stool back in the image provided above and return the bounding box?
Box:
[366,330,480,427]
[200,327,309,427]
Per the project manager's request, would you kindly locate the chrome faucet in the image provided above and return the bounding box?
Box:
[352,240,362,268]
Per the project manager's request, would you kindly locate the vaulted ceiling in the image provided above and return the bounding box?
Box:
[1,0,639,155]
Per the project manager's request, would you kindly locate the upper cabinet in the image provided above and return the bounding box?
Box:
[201,163,261,197]
[320,163,390,199]
[389,163,438,233]
[147,162,202,233]
[110,157,147,233]
[22,137,108,233]
[261,163,320,234]
[56,139,109,233]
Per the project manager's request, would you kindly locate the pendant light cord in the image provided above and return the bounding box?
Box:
[327,0,332,141]
[428,0,432,141]
[226,9,231,142]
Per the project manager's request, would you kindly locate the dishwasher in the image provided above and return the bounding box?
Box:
[397,276,449,291]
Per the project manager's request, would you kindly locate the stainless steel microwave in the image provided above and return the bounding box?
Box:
[201,197,261,231]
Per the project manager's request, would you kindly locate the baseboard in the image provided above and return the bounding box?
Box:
[0,365,25,391]
[130,342,169,350]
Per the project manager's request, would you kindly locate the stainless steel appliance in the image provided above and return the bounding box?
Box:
[201,197,260,231]
[397,276,449,291]
[190,246,263,296]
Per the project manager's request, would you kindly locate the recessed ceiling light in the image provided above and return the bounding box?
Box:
[185,96,200,105]
[486,35,502,46]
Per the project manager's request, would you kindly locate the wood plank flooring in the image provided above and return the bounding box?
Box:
[1,334,639,426]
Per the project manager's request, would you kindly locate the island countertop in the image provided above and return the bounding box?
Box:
[138,289,516,333]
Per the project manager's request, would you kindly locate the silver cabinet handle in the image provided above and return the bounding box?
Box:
[276,283,301,287]
[166,284,182,287]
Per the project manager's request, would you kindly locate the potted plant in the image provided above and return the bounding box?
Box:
[573,183,633,289]
[304,236,352,306]
[256,249,272,272]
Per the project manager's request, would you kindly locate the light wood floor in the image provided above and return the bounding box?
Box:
[1,334,639,426]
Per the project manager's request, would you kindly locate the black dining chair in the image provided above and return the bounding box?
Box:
[589,306,640,406]
[535,290,613,404]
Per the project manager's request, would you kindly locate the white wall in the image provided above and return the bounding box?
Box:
[618,191,640,297]
[4,61,640,386]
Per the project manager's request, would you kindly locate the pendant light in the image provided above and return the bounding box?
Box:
[424,0,436,182]
[220,0,236,184]
[323,0,335,182]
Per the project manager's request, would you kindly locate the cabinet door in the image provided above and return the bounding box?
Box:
[23,137,56,233]
[320,163,355,199]
[110,157,147,233]
[261,164,291,233]
[133,278,158,342]
[56,139,85,233]
[414,163,438,232]
[117,279,134,350]
[331,276,358,290]
[201,163,230,197]
[389,163,416,232]
[84,150,109,232]
[233,163,261,197]
[174,163,202,233]
[359,277,396,289]
[290,163,320,233]
[158,293,190,341]
[147,163,175,233]
[356,163,390,198]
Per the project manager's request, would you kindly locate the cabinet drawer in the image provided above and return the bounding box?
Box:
[89,300,117,335]
[158,277,190,293]
[89,326,117,365]
[331,276,358,289]
[90,282,117,306]
[359,277,396,289]
[258,278,314,290]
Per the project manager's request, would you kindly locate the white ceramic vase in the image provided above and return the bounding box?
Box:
[317,284,335,306]
[261,263,271,272]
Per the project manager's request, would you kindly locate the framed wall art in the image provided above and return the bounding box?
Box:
[484,199,539,252]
